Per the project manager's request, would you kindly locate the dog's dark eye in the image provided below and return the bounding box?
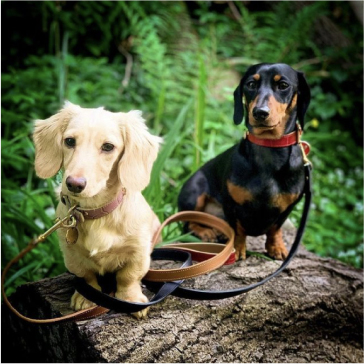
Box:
[246,81,257,90]
[65,138,76,148]
[278,82,289,90]
[102,143,114,152]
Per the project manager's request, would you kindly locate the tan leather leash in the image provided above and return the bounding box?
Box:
[2,210,234,323]
[3,160,311,321]
[146,211,235,281]
[1,245,110,324]
[70,212,236,312]
[1,205,111,324]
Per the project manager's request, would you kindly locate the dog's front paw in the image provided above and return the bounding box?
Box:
[266,243,288,260]
[266,228,288,260]
[189,223,219,242]
[132,307,150,320]
[130,293,149,320]
[234,239,247,261]
[71,291,96,311]
[115,290,149,320]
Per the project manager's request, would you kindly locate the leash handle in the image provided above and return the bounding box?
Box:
[145,211,235,281]
[73,214,236,313]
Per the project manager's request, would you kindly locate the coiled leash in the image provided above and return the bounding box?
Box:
[76,163,312,304]
[1,210,234,323]
[147,164,312,300]
[2,165,312,323]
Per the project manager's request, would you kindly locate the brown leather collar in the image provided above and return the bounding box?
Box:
[60,188,126,220]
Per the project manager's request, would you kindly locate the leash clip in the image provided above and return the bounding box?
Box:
[296,123,312,168]
[31,205,78,246]
[296,122,302,143]
[300,142,312,167]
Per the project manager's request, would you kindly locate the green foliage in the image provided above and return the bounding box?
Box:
[291,128,363,267]
[2,1,363,295]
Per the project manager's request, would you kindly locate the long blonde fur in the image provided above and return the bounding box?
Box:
[33,102,162,318]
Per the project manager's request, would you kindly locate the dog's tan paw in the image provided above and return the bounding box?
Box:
[266,243,288,260]
[71,291,96,311]
[266,228,288,260]
[234,239,247,261]
[200,229,219,242]
[189,223,219,242]
[131,307,150,320]
[116,290,149,319]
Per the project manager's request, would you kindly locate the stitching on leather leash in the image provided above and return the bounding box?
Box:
[145,242,233,282]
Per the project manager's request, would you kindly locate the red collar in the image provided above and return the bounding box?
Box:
[246,125,310,155]
[61,188,126,220]
[246,125,301,148]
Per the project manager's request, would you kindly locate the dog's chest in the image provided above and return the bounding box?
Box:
[226,174,299,208]
[70,223,131,271]
[225,168,304,235]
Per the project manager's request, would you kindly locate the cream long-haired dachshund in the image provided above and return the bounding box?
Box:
[33,102,161,319]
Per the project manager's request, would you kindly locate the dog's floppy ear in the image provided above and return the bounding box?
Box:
[233,78,245,125]
[296,71,311,128]
[33,102,80,178]
[118,111,162,192]
[233,69,252,125]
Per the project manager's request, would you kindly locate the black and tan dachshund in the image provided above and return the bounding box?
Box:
[178,63,311,260]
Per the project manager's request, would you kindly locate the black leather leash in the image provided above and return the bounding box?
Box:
[74,249,192,313]
[76,164,312,308]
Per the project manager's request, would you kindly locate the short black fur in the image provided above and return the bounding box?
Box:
[178,63,311,260]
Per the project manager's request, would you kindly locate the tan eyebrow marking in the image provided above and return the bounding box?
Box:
[274,74,282,82]
[253,73,260,81]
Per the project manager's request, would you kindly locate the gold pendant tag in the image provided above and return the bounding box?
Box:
[66,227,78,245]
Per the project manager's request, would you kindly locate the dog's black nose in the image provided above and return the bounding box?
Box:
[66,176,87,193]
[253,106,270,120]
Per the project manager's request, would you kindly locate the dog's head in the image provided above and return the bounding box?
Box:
[33,102,162,199]
[233,63,311,139]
